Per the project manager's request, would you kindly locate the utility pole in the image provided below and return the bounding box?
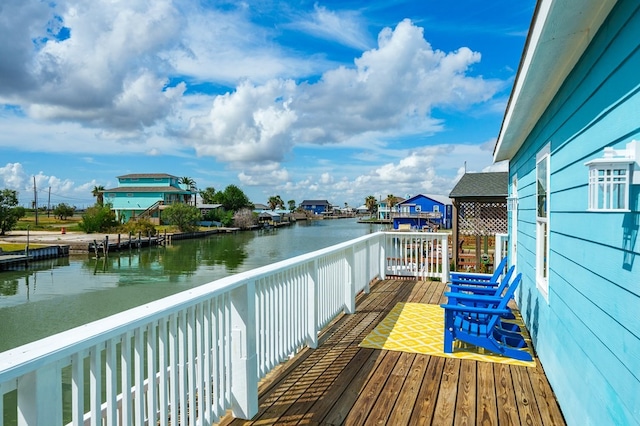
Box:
[48,186,51,217]
[33,176,38,225]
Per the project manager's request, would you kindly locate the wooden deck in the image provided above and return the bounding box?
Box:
[219,278,566,426]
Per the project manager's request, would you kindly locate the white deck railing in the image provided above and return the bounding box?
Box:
[0,231,448,426]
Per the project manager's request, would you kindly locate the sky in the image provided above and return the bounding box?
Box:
[0,0,535,209]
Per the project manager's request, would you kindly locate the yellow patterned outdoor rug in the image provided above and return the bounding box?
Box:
[359,302,536,367]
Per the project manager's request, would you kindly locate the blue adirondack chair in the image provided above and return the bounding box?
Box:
[441,273,532,361]
[446,265,518,324]
[449,256,508,287]
[448,265,515,296]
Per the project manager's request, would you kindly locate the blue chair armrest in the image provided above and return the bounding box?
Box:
[440,304,511,316]
[444,292,503,303]
[450,277,500,287]
[447,284,499,295]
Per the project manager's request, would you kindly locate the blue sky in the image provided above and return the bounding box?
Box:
[0,0,535,208]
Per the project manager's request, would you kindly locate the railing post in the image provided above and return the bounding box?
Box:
[364,239,371,293]
[441,234,449,283]
[230,281,258,419]
[344,247,356,314]
[379,233,387,280]
[17,364,62,425]
[306,260,318,349]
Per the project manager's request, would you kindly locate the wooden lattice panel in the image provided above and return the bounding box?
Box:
[458,201,507,235]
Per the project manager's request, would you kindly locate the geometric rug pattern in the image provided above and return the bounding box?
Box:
[359,302,536,367]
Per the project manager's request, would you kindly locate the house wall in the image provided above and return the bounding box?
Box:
[509,2,639,424]
[301,203,328,214]
[394,195,449,229]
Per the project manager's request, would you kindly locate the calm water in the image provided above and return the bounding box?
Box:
[0,219,386,352]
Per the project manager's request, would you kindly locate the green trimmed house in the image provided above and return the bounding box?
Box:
[103,174,193,223]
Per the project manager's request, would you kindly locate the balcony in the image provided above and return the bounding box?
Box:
[0,232,564,425]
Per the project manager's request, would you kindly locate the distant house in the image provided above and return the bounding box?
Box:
[258,210,281,226]
[449,172,508,271]
[103,173,192,223]
[299,200,331,215]
[377,196,405,220]
[492,1,640,424]
[392,194,453,230]
[355,205,369,215]
[195,201,223,217]
[252,203,269,211]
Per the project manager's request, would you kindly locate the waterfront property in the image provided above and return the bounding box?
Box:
[377,195,405,221]
[299,199,331,215]
[392,193,453,230]
[493,0,639,424]
[103,173,193,223]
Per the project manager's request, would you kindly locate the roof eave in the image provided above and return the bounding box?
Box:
[493,0,617,162]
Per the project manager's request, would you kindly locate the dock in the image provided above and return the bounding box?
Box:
[0,245,70,271]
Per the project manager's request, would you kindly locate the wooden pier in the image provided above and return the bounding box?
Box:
[0,245,70,271]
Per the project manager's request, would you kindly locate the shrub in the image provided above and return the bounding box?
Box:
[53,203,75,220]
[120,218,157,236]
[79,205,118,233]
[162,203,201,232]
[233,208,257,229]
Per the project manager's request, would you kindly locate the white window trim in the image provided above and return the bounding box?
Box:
[587,162,631,211]
[536,144,550,301]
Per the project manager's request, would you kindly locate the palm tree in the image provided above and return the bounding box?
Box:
[268,195,284,210]
[365,195,377,217]
[386,194,396,207]
[92,185,105,206]
[179,177,196,205]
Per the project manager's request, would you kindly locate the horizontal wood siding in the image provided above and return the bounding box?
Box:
[508,1,640,424]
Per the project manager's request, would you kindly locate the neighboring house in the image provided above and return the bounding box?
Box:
[493,1,638,424]
[195,202,223,217]
[258,210,281,225]
[392,194,453,230]
[103,173,192,223]
[252,203,269,211]
[449,172,508,271]
[355,205,369,215]
[299,200,331,215]
[377,196,405,220]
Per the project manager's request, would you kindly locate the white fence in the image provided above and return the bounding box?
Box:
[0,231,448,426]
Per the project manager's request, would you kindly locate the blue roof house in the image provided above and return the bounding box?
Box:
[103,173,192,223]
[299,200,331,215]
[392,194,452,230]
[494,1,639,424]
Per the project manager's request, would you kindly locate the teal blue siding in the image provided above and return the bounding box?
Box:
[508,1,640,424]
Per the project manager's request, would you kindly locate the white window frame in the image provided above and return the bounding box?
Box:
[432,205,439,213]
[536,144,550,300]
[587,162,632,211]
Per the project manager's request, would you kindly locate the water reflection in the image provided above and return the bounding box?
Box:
[0,219,386,352]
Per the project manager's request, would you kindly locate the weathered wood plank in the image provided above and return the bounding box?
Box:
[476,362,498,426]
[387,354,429,425]
[494,363,521,426]
[511,365,543,426]
[432,358,461,426]
[455,360,477,426]
[530,362,566,425]
[365,352,416,424]
[342,350,402,425]
[408,355,445,425]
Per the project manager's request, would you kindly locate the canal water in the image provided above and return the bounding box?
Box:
[0,219,387,353]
